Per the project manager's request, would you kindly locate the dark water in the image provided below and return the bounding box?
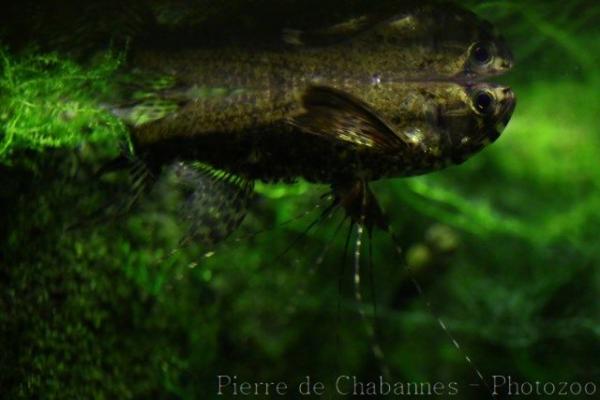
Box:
[0,1,598,399]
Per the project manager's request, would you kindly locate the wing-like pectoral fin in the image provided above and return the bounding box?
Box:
[151,161,254,248]
[292,86,408,153]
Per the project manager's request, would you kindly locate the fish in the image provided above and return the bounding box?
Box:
[107,2,515,245]
[104,3,516,394]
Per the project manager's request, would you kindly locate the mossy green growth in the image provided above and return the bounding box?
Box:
[0,49,129,164]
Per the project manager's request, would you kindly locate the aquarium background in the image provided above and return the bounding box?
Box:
[1,0,598,399]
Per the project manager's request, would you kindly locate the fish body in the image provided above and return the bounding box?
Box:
[110,2,515,243]
[137,79,514,184]
[119,3,514,186]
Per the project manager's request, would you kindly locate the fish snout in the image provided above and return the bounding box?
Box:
[489,86,516,141]
[500,58,513,71]
[499,87,516,125]
[495,37,515,74]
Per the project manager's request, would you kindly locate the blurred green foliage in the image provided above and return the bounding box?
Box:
[1,0,599,399]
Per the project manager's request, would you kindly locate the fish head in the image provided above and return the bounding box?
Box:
[295,4,514,79]
[349,80,515,175]
[385,4,515,78]
[460,27,514,78]
[432,82,516,165]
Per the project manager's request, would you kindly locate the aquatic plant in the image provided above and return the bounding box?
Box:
[0,50,128,165]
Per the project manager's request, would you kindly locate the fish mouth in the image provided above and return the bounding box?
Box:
[500,88,516,126]
[500,57,514,72]
[498,40,515,72]
[488,87,516,142]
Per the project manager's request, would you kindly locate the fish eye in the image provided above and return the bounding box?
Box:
[472,90,495,114]
[471,42,493,65]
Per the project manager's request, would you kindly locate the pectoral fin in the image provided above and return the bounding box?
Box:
[292,86,407,153]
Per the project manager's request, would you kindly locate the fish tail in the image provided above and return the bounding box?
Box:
[102,69,184,127]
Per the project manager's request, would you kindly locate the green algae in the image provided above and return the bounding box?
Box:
[0,50,129,164]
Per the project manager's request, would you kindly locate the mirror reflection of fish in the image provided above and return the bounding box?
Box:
[105,2,515,395]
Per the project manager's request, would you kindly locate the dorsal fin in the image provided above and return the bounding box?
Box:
[282,10,412,47]
[283,15,378,47]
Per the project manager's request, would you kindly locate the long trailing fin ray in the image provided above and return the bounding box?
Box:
[272,194,339,264]
[296,207,345,299]
[232,193,334,245]
[336,219,355,373]
[368,230,378,330]
[152,187,333,275]
[314,211,347,268]
[337,179,490,392]
[352,181,390,378]
[333,180,389,234]
[385,224,495,399]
